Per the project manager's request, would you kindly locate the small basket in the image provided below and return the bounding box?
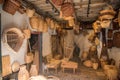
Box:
[26,8,35,17]
[3,0,21,15]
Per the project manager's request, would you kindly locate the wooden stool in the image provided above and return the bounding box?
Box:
[61,61,78,73]
[46,60,61,73]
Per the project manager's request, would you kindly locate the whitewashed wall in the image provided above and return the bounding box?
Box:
[0,5,52,64]
[42,32,51,57]
[0,5,28,65]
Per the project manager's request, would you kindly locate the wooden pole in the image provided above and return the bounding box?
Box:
[38,32,43,74]
[0,13,2,79]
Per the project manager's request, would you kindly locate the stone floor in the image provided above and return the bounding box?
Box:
[45,65,107,80]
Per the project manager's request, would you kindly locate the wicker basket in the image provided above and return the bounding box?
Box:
[26,8,35,17]
[23,29,31,39]
[100,5,116,20]
[3,0,21,15]
[92,20,101,33]
[25,52,34,64]
[61,2,74,17]
[30,16,39,29]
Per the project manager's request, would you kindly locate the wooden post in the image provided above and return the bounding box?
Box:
[0,13,2,79]
[38,32,43,74]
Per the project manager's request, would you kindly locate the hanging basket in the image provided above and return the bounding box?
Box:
[92,20,101,33]
[61,2,74,17]
[99,19,112,28]
[51,0,64,6]
[26,8,35,17]
[50,20,55,29]
[3,0,21,15]
[43,22,48,32]
[114,10,120,26]
[25,52,34,64]
[29,16,39,29]
[99,5,116,20]
[23,29,31,39]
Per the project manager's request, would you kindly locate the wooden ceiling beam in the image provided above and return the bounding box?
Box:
[21,0,61,21]
[74,0,105,5]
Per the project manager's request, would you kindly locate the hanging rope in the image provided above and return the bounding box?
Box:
[87,0,91,17]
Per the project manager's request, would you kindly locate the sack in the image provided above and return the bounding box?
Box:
[3,0,21,15]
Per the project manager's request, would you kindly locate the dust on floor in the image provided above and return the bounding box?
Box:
[45,65,107,80]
